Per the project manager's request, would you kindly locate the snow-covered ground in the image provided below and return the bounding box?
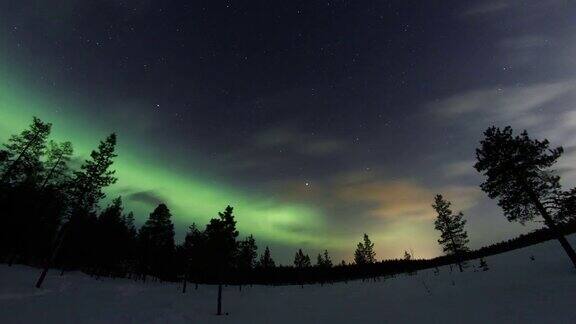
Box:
[1,236,576,324]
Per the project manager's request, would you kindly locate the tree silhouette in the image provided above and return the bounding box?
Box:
[138,203,176,281]
[258,246,275,268]
[5,140,74,266]
[181,223,205,291]
[204,205,239,315]
[552,188,576,224]
[432,194,469,272]
[0,116,51,185]
[69,133,118,213]
[95,197,131,277]
[474,126,576,268]
[354,233,376,265]
[36,133,118,288]
[293,249,311,288]
[316,250,333,268]
[41,141,73,188]
[238,234,258,270]
[294,249,311,268]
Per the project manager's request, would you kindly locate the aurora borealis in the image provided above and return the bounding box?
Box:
[1,1,576,263]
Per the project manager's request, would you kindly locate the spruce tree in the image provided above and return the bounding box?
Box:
[204,205,239,315]
[181,223,205,290]
[432,194,469,272]
[258,246,275,268]
[293,249,311,268]
[138,203,176,280]
[204,205,239,272]
[96,197,126,276]
[354,234,376,265]
[120,211,138,274]
[474,126,576,268]
[316,250,333,268]
[238,235,258,270]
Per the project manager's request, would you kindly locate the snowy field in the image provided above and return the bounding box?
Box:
[1,236,576,324]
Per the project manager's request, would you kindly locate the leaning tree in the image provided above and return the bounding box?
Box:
[474,126,576,268]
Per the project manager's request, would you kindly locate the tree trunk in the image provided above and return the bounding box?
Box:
[527,188,576,268]
[182,279,187,294]
[217,283,223,315]
[35,223,68,288]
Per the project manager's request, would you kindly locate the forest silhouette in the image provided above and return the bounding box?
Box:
[1,117,575,305]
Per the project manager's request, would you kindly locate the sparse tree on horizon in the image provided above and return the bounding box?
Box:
[432,194,469,272]
[258,246,275,268]
[354,233,376,265]
[294,249,311,268]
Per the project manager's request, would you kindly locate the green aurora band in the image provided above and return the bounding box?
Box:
[0,60,342,252]
[0,47,444,262]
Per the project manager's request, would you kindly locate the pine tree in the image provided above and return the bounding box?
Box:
[258,246,275,268]
[122,212,137,240]
[237,235,258,270]
[96,197,126,276]
[36,133,118,288]
[68,133,118,213]
[432,194,469,272]
[181,223,205,290]
[5,140,73,266]
[138,203,176,280]
[120,211,138,275]
[0,116,52,185]
[552,188,576,224]
[182,223,205,265]
[41,141,73,188]
[204,205,239,272]
[354,233,376,265]
[204,205,239,315]
[0,118,51,264]
[474,126,576,268]
[323,250,333,268]
[294,249,311,268]
[316,250,333,268]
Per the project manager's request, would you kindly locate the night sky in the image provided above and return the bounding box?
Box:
[1,0,575,263]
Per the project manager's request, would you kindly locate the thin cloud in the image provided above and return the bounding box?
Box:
[460,1,513,17]
[498,35,550,50]
[430,81,576,123]
[253,125,347,157]
[127,190,166,207]
[443,160,476,179]
[335,179,481,221]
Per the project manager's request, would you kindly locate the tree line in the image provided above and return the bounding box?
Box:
[1,117,575,295]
